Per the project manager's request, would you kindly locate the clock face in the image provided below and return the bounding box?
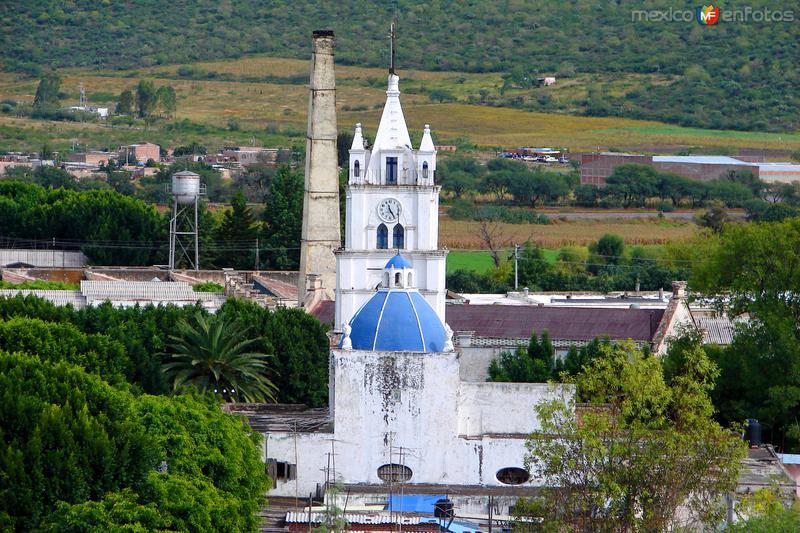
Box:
[377,198,401,222]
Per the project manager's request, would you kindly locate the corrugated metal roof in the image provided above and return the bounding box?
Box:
[445,305,663,341]
[0,249,86,267]
[80,280,195,300]
[696,316,737,345]
[652,155,753,165]
[285,512,423,525]
[0,289,86,308]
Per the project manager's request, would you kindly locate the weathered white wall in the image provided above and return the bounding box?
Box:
[457,382,566,437]
[263,349,574,497]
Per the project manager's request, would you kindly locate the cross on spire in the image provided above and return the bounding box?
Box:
[389,21,397,75]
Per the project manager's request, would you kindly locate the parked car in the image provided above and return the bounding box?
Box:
[543,156,558,163]
[558,156,570,164]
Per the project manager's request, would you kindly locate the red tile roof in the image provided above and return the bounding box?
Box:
[310,299,335,325]
[445,304,664,341]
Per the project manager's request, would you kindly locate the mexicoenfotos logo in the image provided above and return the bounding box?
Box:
[631,5,795,23]
[697,5,720,25]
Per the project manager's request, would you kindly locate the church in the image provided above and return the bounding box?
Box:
[234,30,572,520]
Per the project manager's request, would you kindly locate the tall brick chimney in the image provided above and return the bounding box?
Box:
[299,30,340,305]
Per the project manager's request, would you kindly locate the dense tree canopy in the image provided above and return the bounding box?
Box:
[520,342,745,530]
[691,218,800,450]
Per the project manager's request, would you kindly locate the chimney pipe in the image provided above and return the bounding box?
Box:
[299,30,341,305]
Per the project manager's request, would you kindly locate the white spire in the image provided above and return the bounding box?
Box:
[419,124,435,152]
[351,123,364,151]
[367,74,412,164]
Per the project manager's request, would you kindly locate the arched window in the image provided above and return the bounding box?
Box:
[353,160,360,178]
[393,224,404,249]
[407,272,413,287]
[422,161,429,180]
[377,224,388,249]
[394,272,402,286]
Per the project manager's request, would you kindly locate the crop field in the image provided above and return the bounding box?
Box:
[447,249,560,274]
[2,56,800,154]
[439,217,698,250]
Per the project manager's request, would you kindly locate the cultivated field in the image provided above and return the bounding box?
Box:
[2,56,800,154]
[439,217,698,250]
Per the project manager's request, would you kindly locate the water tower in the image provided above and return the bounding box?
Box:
[168,170,205,270]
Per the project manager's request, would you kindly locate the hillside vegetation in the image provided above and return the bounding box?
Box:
[1,1,797,132]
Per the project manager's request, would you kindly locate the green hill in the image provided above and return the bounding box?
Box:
[1,1,797,132]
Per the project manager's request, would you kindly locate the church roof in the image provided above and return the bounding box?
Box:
[385,254,412,269]
[347,289,447,352]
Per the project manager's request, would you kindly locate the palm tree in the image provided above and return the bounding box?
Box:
[162,312,277,403]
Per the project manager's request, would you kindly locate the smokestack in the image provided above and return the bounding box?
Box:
[299,30,341,305]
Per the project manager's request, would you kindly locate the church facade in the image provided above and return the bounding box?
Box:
[249,71,571,514]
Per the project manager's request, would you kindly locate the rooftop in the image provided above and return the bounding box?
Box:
[446,304,664,342]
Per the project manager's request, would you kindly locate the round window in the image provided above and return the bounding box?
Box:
[377,463,412,483]
[496,467,530,485]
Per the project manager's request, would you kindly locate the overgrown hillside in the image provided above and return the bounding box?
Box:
[1,1,797,132]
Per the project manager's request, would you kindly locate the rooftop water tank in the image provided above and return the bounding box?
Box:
[172,171,201,204]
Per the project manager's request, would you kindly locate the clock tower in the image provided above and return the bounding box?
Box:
[334,71,446,329]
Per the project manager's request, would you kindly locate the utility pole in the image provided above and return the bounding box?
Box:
[255,237,260,271]
[488,494,493,533]
[514,243,520,290]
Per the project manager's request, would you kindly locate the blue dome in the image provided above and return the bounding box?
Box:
[346,289,447,352]
[385,254,413,270]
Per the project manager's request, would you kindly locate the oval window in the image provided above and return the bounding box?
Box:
[377,463,412,483]
[496,467,530,485]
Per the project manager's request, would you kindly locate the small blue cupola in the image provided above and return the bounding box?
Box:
[341,254,452,353]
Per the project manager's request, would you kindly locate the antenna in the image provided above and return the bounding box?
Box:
[389,21,397,74]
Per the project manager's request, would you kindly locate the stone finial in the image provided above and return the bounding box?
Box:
[341,323,352,351]
[443,323,454,352]
[671,281,687,299]
[351,123,364,150]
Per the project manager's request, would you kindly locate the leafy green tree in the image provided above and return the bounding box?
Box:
[135,79,157,118]
[155,85,176,118]
[522,342,745,530]
[488,330,555,382]
[695,200,729,233]
[216,190,259,269]
[33,74,62,109]
[692,218,800,449]
[605,164,659,207]
[163,311,277,402]
[0,317,130,384]
[0,353,154,530]
[261,165,303,269]
[725,487,800,532]
[116,89,134,115]
[220,299,331,407]
[516,242,551,290]
[588,233,625,271]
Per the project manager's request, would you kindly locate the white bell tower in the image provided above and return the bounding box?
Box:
[334,25,446,329]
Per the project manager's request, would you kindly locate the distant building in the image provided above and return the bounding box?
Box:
[67,151,113,166]
[66,106,109,119]
[435,145,457,152]
[580,152,800,187]
[120,142,160,164]
[222,146,278,167]
[580,152,653,187]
